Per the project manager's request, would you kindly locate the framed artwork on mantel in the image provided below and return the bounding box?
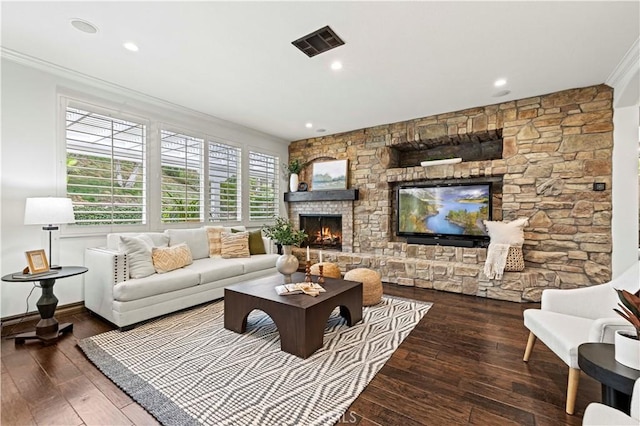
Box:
[311,159,348,190]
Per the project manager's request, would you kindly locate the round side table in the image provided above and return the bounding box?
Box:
[578,342,640,415]
[2,266,88,345]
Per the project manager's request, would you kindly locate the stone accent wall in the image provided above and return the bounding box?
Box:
[288,85,613,302]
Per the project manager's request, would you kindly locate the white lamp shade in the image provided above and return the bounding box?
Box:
[24,197,76,225]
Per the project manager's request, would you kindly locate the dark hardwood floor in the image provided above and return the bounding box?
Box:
[1,285,601,425]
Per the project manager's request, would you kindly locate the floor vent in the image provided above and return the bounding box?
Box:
[292,26,345,58]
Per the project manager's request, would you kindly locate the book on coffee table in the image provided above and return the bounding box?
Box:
[275,283,326,296]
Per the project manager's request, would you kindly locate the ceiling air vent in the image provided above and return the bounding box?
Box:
[292,26,345,58]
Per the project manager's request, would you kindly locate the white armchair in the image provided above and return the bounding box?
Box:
[582,378,640,425]
[523,261,639,415]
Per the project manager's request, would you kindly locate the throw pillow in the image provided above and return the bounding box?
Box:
[231,228,266,255]
[483,218,529,247]
[220,232,250,258]
[205,226,224,258]
[165,228,209,260]
[151,243,193,274]
[119,235,156,279]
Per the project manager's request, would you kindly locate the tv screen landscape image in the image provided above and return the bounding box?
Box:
[398,183,491,238]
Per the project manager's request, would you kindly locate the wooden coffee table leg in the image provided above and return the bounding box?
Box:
[339,287,363,326]
[223,290,250,333]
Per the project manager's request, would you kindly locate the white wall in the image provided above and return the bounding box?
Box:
[1,58,289,318]
[610,37,640,277]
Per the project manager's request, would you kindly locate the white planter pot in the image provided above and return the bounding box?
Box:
[420,157,462,167]
[289,173,299,192]
[614,330,640,370]
[276,245,299,284]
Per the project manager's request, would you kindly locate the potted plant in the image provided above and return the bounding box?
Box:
[263,217,308,283]
[285,159,303,193]
[613,289,640,369]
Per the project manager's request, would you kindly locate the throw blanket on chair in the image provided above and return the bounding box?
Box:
[484,243,510,279]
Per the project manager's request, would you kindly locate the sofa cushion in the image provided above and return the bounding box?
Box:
[230,254,278,274]
[113,268,200,302]
[183,258,244,283]
[166,228,209,260]
[221,232,250,258]
[107,232,169,251]
[205,226,224,258]
[152,243,193,273]
[119,235,156,279]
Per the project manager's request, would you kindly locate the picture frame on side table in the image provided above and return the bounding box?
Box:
[311,159,348,190]
[25,249,49,274]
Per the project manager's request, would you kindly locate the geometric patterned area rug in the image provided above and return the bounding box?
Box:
[78,296,431,426]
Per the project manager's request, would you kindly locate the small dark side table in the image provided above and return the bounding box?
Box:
[578,342,640,415]
[2,266,88,345]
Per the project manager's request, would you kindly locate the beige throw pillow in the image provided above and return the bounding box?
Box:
[205,226,224,258]
[152,243,193,273]
[220,232,250,258]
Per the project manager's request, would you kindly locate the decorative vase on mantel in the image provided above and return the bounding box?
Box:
[614,330,640,370]
[289,173,299,192]
[276,245,299,284]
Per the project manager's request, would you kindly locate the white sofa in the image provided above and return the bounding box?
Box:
[84,227,278,329]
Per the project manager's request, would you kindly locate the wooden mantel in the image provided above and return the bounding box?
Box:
[284,189,359,202]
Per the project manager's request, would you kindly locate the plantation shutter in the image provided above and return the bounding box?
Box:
[66,107,146,225]
[248,151,279,220]
[160,130,204,223]
[209,141,241,222]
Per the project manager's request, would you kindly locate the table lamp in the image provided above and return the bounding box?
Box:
[24,197,75,269]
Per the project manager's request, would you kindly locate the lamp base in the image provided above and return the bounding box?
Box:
[50,265,62,270]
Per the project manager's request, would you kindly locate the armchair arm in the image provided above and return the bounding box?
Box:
[541,284,616,319]
[588,317,635,343]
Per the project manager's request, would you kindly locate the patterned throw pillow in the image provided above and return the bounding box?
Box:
[151,243,193,273]
[220,232,250,258]
[205,226,224,258]
[231,228,266,255]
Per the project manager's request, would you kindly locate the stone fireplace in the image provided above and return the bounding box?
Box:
[300,214,343,250]
[287,84,613,302]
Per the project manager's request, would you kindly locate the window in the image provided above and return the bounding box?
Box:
[248,151,279,220]
[160,130,204,223]
[66,107,146,225]
[209,141,241,222]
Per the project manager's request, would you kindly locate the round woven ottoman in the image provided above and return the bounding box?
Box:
[310,262,342,279]
[343,268,383,306]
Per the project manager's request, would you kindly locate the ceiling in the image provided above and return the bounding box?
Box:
[2,2,638,143]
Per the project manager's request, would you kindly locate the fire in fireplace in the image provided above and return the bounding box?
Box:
[300,214,342,250]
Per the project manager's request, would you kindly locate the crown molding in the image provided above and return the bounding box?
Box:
[0,47,288,144]
[606,37,639,92]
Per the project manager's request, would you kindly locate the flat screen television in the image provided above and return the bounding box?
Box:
[397,182,492,244]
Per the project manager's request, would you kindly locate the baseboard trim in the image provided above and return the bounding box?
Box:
[1,302,87,326]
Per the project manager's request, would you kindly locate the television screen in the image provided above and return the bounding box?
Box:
[397,183,491,238]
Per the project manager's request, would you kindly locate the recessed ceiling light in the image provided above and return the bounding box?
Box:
[331,61,343,71]
[492,89,511,97]
[70,18,98,34]
[305,122,313,129]
[494,78,507,87]
[123,42,139,52]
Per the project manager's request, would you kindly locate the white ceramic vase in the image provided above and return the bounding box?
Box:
[276,245,299,284]
[289,173,299,192]
[614,330,640,370]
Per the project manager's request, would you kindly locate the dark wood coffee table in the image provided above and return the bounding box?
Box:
[224,272,363,358]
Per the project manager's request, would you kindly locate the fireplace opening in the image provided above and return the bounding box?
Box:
[300,214,342,250]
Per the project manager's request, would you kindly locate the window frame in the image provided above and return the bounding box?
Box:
[58,95,284,236]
